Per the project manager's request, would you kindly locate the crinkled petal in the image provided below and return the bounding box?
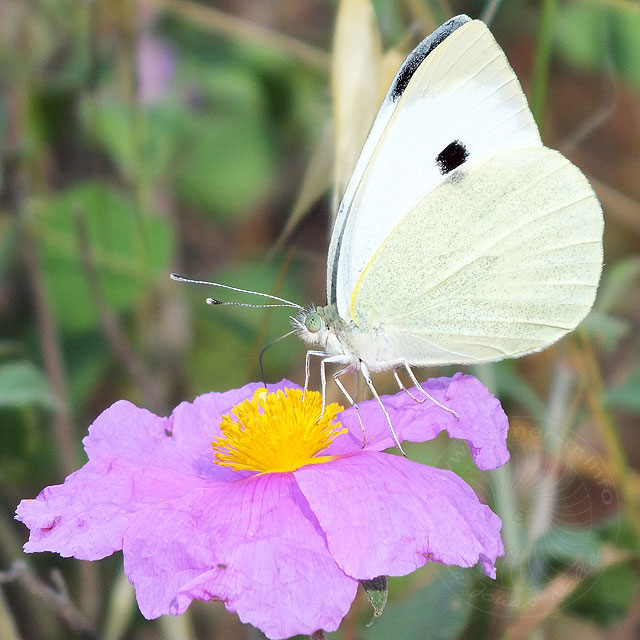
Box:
[15,456,218,559]
[82,399,171,464]
[16,460,135,559]
[296,451,504,579]
[15,382,298,562]
[123,472,357,639]
[331,373,509,470]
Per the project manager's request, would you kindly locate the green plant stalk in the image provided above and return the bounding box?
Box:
[509,359,579,614]
[473,364,525,570]
[0,589,20,640]
[404,0,438,33]
[577,332,640,551]
[531,0,557,128]
[159,611,195,640]
[491,463,524,571]
[152,0,330,71]
[116,0,151,240]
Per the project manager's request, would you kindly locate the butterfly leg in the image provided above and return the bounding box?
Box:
[304,350,328,400]
[318,354,353,415]
[332,365,366,448]
[360,362,407,456]
[403,362,460,421]
[392,367,425,404]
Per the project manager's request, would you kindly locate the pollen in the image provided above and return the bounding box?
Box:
[213,388,347,473]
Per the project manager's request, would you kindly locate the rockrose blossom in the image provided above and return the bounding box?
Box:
[16,374,509,639]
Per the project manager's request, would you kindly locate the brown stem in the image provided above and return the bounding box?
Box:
[10,82,102,624]
[0,561,97,639]
[22,222,78,479]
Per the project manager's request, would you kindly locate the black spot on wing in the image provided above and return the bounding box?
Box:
[390,15,471,101]
[436,140,469,174]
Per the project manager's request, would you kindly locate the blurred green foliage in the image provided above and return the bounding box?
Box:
[38,181,174,332]
[0,361,55,410]
[365,568,473,640]
[555,1,640,89]
[1,0,640,639]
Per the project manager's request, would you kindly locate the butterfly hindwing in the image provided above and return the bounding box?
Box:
[349,147,603,367]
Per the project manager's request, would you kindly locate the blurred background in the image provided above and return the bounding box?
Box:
[1,0,639,638]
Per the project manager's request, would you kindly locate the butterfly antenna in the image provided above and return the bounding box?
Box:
[171,273,304,310]
[259,330,297,385]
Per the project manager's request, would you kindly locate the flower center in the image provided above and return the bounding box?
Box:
[213,388,346,473]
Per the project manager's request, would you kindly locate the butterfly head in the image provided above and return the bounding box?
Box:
[292,305,355,359]
[291,306,325,346]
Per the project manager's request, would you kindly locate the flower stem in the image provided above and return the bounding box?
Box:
[531,0,557,128]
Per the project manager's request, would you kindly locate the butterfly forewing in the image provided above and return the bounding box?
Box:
[328,18,542,320]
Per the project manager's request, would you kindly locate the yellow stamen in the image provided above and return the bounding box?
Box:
[213,388,346,473]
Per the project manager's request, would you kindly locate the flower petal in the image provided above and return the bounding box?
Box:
[16,460,135,559]
[296,451,504,580]
[333,373,509,470]
[167,381,295,457]
[123,473,357,639]
[83,382,296,478]
[82,399,171,464]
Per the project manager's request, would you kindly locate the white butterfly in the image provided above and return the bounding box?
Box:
[291,15,603,445]
[175,15,603,452]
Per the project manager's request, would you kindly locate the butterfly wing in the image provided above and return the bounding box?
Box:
[348,147,603,367]
[327,16,542,319]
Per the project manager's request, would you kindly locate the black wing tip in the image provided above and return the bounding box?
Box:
[389,14,473,102]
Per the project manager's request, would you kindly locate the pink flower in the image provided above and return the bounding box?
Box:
[16,373,508,639]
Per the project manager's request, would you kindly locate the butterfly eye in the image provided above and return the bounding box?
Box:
[304,311,323,334]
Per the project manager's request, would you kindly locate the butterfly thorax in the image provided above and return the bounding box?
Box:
[292,303,393,369]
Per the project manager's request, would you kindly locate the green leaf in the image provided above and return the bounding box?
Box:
[83,98,184,187]
[0,361,56,410]
[174,110,275,220]
[360,576,388,620]
[582,310,631,353]
[364,568,472,640]
[594,256,640,313]
[37,181,174,333]
[568,562,639,626]
[554,1,640,90]
[173,62,277,220]
[606,371,640,412]
[529,527,602,581]
[493,360,546,420]
[63,332,111,410]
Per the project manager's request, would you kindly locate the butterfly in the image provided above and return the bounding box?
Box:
[175,15,603,453]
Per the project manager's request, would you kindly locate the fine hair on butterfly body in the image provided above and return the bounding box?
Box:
[176,14,604,455]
